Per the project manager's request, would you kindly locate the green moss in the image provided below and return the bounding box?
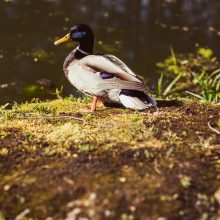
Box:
[32,104,56,116]
[85,113,96,121]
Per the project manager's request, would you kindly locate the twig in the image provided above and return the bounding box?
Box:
[208,121,220,135]
[0,115,87,123]
[15,209,30,220]
[19,115,86,123]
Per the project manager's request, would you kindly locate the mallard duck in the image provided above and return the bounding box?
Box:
[54,24,157,111]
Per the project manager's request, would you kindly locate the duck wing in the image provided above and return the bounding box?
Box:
[82,55,143,83]
[102,54,138,78]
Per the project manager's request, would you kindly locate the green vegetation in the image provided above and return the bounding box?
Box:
[186,69,220,103]
[157,47,219,77]
[157,47,220,103]
[0,98,219,219]
[32,104,56,116]
[157,72,183,96]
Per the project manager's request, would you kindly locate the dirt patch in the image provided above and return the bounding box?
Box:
[0,99,219,219]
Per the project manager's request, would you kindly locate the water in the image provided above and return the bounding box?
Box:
[0,0,220,104]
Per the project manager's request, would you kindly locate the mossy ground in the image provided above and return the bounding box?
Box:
[0,98,220,220]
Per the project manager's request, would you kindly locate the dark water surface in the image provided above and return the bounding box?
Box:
[0,0,220,104]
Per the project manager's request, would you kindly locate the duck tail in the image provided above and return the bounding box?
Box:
[118,90,157,110]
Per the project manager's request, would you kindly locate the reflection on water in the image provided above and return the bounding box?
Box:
[0,0,220,104]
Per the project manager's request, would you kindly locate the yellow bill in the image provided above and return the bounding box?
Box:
[54,33,71,45]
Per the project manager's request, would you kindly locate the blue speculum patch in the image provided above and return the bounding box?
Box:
[100,72,115,79]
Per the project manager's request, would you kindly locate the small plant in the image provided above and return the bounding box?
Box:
[28,133,34,141]
[53,86,63,99]
[0,131,10,139]
[81,96,92,104]
[0,103,10,111]
[157,73,163,96]
[186,69,220,103]
[3,112,13,122]
[85,113,96,121]
[33,104,56,116]
[129,114,141,123]
[64,94,75,101]
[144,149,154,159]
[157,72,182,96]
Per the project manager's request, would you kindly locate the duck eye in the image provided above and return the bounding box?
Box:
[73,31,86,39]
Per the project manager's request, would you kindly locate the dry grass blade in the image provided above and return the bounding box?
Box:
[208,121,220,134]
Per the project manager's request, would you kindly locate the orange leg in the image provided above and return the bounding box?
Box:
[90,96,98,112]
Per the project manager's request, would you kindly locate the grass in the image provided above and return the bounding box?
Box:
[156,47,220,103]
[0,97,220,219]
[32,104,56,116]
[157,72,183,96]
[186,69,220,103]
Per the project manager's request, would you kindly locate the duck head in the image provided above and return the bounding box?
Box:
[54,24,94,54]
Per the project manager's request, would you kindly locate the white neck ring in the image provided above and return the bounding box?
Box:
[76,46,90,55]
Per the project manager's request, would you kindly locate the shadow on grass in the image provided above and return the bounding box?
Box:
[105,99,183,109]
[156,100,183,108]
